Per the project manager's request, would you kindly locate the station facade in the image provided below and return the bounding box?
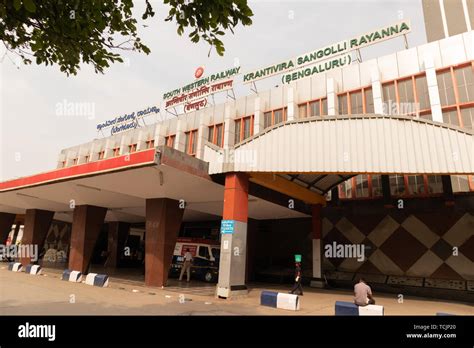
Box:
[1,24,473,298]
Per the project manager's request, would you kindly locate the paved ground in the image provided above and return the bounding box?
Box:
[1,267,473,315]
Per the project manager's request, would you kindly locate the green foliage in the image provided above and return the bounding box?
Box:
[0,0,253,75]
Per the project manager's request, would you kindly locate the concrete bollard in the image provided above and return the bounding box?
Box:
[261,291,300,311]
[24,264,42,275]
[85,273,109,287]
[335,301,384,316]
[62,269,82,282]
[8,262,23,272]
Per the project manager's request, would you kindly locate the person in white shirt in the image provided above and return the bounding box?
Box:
[179,248,193,282]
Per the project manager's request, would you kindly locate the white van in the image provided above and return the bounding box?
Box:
[170,238,220,282]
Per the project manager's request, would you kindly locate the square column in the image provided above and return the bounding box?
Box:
[145,198,184,287]
[253,97,264,134]
[105,222,130,268]
[310,204,325,288]
[424,55,443,122]
[223,103,236,149]
[20,209,54,266]
[326,78,338,115]
[0,212,16,244]
[174,118,187,152]
[371,67,384,114]
[69,205,107,273]
[287,87,296,121]
[217,172,249,298]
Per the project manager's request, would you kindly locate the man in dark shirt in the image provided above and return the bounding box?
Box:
[289,262,303,296]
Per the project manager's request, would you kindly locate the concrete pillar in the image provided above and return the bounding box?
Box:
[217,173,249,298]
[310,204,325,288]
[0,212,16,244]
[371,67,384,114]
[105,222,130,268]
[69,205,107,273]
[223,103,236,149]
[174,118,187,152]
[20,209,54,266]
[145,198,184,287]
[153,124,166,147]
[326,78,338,115]
[424,55,443,122]
[195,120,209,159]
[287,87,296,121]
[253,97,264,134]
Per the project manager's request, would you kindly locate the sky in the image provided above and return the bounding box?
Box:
[0,0,427,181]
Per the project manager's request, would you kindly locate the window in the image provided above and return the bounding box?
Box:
[98,150,105,160]
[128,144,137,153]
[338,93,348,114]
[442,109,459,126]
[298,98,327,118]
[145,139,155,149]
[451,175,470,192]
[72,158,78,165]
[454,65,474,103]
[397,78,415,106]
[355,175,369,197]
[198,246,210,259]
[113,147,120,157]
[382,82,397,111]
[415,75,430,112]
[350,91,363,114]
[371,175,383,197]
[165,135,176,148]
[263,108,287,129]
[339,179,353,199]
[61,161,66,168]
[364,88,374,113]
[84,155,90,163]
[208,123,225,147]
[460,107,474,130]
[185,129,198,156]
[407,175,426,195]
[234,115,254,143]
[427,175,443,194]
[390,175,406,196]
[437,70,456,106]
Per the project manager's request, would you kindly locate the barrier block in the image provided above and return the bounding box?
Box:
[358,304,384,316]
[85,273,109,287]
[335,301,384,316]
[335,301,359,316]
[260,291,278,308]
[276,293,300,311]
[25,264,42,275]
[8,262,22,272]
[62,269,82,282]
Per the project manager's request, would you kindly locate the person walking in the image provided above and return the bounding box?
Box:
[289,261,303,296]
[179,248,193,282]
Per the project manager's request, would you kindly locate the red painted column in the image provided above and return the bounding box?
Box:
[145,198,183,287]
[217,173,249,298]
[311,204,325,288]
[106,222,130,268]
[68,205,107,273]
[223,173,249,222]
[20,209,54,266]
[0,212,16,244]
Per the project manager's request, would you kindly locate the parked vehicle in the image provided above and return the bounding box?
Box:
[169,238,220,282]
